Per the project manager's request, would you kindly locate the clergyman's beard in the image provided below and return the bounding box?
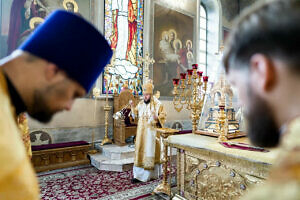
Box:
[144,97,151,104]
[246,88,280,148]
[28,89,55,123]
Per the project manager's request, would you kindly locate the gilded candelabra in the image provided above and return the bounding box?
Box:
[173,64,208,134]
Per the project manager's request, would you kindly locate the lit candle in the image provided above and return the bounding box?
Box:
[180,73,187,80]
[192,64,198,70]
[197,71,203,77]
[187,69,193,76]
[173,78,180,85]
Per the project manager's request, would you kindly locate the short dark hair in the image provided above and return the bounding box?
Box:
[223,0,300,74]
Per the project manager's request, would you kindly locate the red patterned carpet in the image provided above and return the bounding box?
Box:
[38,165,171,200]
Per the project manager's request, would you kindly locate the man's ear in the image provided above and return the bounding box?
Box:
[249,54,276,94]
[45,63,59,81]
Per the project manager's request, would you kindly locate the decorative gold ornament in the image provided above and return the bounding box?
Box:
[172,64,208,134]
[216,105,228,142]
[63,0,79,13]
[29,17,44,29]
[138,51,155,84]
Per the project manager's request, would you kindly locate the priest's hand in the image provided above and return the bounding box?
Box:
[152,111,158,120]
[129,100,133,106]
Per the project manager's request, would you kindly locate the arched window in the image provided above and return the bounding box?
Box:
[199,4,207,71]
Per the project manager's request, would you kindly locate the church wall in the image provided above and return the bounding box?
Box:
[29,98,113,129]
[28,98,114,144]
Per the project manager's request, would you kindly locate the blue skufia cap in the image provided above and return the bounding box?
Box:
[19,10,112,92]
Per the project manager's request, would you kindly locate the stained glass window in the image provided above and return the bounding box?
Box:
[103,0,144,95]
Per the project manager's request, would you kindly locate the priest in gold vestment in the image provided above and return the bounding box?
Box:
[130,80,166,183]
[241,117,300,199]
[0,68,40,200]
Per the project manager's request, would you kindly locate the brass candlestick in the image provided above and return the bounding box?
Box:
[101,67,113,146]
[173,64,208,134]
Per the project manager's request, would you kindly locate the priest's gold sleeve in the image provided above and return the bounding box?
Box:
[157,104,166,127]
[131,102,139,119]
[0,72,40,200]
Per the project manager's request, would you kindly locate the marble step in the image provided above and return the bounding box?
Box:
[95,143,135,160]
[90,153,134,172]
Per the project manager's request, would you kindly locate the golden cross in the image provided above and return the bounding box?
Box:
[138,51,155,83]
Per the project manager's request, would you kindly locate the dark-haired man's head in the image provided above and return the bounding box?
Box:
[2,10,112,123]
[3,52,86,123]
[223,0,300,147]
